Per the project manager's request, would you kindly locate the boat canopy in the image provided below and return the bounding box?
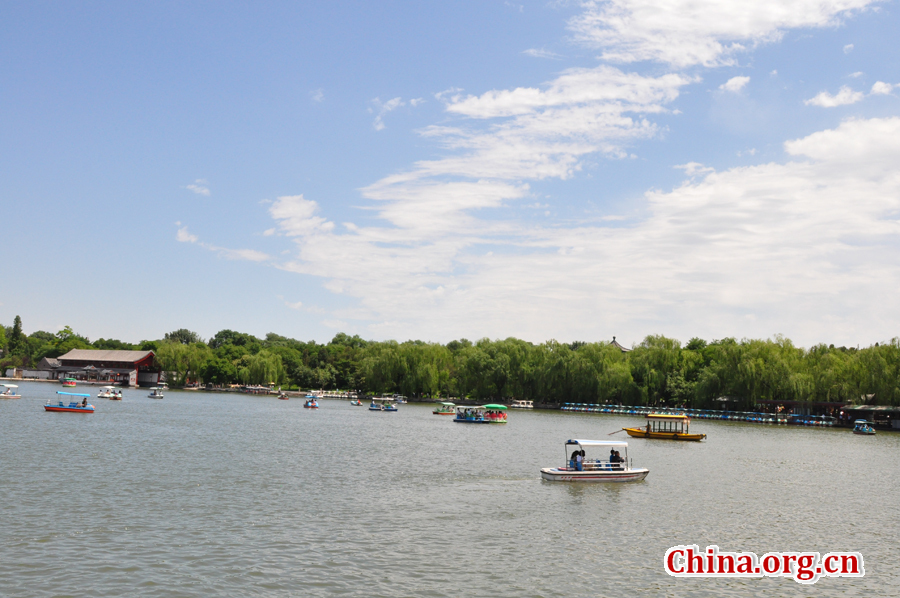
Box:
[646,413,689,421]
[2,384,18,388]
[440,402,455,406]
[101,385,117,389]
[482,404,507,410]
[566,439,628,447]
[57,391,91,398]
[854,419,874,424]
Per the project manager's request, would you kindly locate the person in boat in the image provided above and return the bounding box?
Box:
[575,450,584,471]
[570,449,580,470]
[82,398,88,408]
[612,450,624,470]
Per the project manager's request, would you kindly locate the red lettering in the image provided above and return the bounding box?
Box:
[841,555,859,574]
[782,554,797,574]
[716,555,736,574]
[686,547,704,573]
[666,549,684,574]
[736,555,754,574]
[761,554,780,574]
[823,555,839,574]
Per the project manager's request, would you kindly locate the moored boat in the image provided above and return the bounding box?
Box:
[509,400,533,409]
[852,420,876,435]
[623,413,706,441]
[44,391,94,413]
[453,404,507,424]
[0,384,22,399]
[433,401,456,415]
[541,439,648,482]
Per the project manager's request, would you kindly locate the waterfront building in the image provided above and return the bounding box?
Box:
[55,349,161,387]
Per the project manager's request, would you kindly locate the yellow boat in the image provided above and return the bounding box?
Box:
[623,413,706,441]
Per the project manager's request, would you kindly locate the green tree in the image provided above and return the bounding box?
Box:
[8,316,25,355]
[164,329,203,345]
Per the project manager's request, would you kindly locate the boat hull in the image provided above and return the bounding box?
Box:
[453,419,506,424]
[433,411,455,415]
[44,406,94,413]
[853,430,876,435]
[540,467,648,483]
[622,427,705,441]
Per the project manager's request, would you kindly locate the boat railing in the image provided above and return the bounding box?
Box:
[567,458,631,471]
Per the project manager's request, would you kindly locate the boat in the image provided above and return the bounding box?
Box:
[392,394,407,404]
[453,404,508,424]
[433,401,456,415]
[368,398,398,411]
[0,384,22,399]
[509,400,533,409]
[98,386,122,400]
[350,398,363,406]
[277,392,289,400]
[61,377,77,387]
[148,387,165,399]
[622,413,706,441]
[540,439,649,482]
[304,398,319,408]
[44,391,94,413]
[852,420,876,435]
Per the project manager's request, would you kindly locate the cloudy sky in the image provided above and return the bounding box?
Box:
[3,1,900,348]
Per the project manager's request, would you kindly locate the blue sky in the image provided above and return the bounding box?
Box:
[3,0,900,348]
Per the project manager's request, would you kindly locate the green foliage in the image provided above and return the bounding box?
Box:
[155,341,211,387]
[93,338,137,350]
[8,316,25,355]
[164,329,203,345]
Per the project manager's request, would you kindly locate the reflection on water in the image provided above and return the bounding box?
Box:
[1,382,897,597]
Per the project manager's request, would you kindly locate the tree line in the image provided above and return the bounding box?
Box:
[3,316,899,407]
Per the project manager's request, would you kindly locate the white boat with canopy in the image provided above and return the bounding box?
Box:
[148,387,164,399]
[98,386,122,400]
[540,439,649,483]
[0,384,21,399]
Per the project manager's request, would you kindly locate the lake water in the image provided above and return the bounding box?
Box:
[1,382,897,597]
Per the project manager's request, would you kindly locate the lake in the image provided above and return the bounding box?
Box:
[1,382,897,597]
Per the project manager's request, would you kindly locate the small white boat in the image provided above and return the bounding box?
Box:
[392,394,407,404]
[0,384,22,399]
[852,420,876,435]
[148,387,164,399]
[97,386,122,400]
[509,400,533,409]
[541,439,649,483]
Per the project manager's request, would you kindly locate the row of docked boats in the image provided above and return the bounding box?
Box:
[562,403,839,426]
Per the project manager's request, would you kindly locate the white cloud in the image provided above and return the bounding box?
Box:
[264,117,900,345]
[568,0,878,67]
[410,97,425,107]
[675,162,715,176]
[176,224,271,262]
[370,97,405,131]
[185,180,210,196]
[176,226,198,243]
[843,43,854,53]
[269,194,335,236]
[849,71,864,78]
[285,300,304,310]
[311,89,324,102]
[804,85,864,107]
[522,48,563,59]
[870,81,894,95]
[719,76,750,92]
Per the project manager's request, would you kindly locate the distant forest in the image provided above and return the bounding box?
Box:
[2,316,899,407]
